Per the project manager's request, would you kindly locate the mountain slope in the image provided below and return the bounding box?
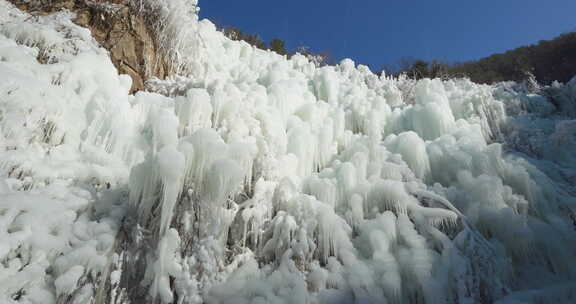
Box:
[0,1,575,304]
[450,32,576,85]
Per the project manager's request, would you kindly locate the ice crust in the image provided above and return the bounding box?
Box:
[0,1,575,303]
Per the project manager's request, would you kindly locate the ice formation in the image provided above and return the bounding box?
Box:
[0,0,575,303]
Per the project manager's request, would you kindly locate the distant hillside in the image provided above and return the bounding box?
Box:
[394,32,576,84]
[452,32,576,84]
[216,21,576,85]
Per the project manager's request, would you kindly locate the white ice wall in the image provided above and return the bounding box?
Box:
[0,1,575,303]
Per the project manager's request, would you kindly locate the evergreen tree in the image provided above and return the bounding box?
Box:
[269,38,287,55]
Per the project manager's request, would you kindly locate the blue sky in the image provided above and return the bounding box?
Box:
[199,0,576,72]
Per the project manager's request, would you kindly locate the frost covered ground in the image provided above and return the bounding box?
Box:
[0,1,575,303]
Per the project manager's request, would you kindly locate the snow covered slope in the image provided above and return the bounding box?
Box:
[0,1,575,303]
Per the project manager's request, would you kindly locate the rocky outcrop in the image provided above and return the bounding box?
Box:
[9,0,171,93]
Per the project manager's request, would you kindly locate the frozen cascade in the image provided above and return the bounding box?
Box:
[0,0,575,303]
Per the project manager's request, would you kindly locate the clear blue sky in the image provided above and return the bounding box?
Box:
[199,0,576,72]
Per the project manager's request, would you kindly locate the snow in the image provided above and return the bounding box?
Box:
[0,0,575,303]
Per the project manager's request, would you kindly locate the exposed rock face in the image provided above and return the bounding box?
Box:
[9,0,171,93]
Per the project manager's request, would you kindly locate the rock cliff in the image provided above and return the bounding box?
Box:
[9,0,170,93]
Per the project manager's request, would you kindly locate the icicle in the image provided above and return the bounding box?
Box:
[175,88,213,136]
[152,109,179,153]
[204,159,243,203]
[385,131,430,180]
[151,228,182,303]
[157,146,185,236]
